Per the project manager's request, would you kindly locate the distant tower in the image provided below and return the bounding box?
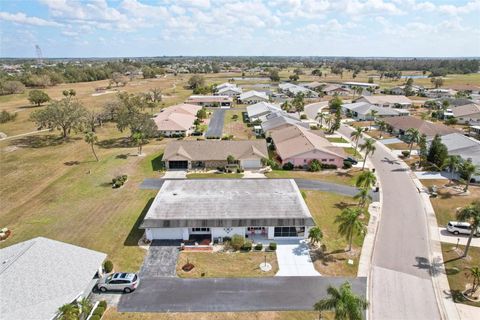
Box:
[35,45,43,65]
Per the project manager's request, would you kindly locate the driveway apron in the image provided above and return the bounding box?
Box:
[140,241,180,278]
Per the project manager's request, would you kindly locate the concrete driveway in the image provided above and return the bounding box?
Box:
[205,109,226,138]
[118,276,366,312]
[162,170,187,179]
[438,228,480,247]
[275,240,320,276]
[140,241,180,278]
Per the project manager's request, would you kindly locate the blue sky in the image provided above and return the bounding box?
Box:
[0,0,479,58]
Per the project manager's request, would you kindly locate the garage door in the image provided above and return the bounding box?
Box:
[150,228,184,240]
[241,159,261,169]
[169,161,188,169]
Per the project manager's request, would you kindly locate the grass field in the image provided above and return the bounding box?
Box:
[266,169,362,186]
[303,191,368,277]
[326,137,347,143]
[176,252,278,278]
[441,243,480,307]
[223,109,254,140]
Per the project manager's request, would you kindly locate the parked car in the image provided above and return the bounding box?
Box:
[447,221,480,236]
[97,272,139,293]
[345,157,358,165]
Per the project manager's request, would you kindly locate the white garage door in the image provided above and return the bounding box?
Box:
[241,159,261,169]
[150,228,184,240]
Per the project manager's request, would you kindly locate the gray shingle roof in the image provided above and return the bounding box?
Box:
[0,237,106,320]
[141,179,315,228]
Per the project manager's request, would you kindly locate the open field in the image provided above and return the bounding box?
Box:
[176,252,278,278]
[104,309,324,320]
[303,191,368,277]
[441,243,480,307]
[266,169,362,186]
[223,109,254,140]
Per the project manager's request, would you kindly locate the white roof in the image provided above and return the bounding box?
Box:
[343,82,378,87]
[343,102,404,116]
[0,237,106,320]
[216,82,236,90]
[239,90,269,101]
[218,86,242,94]
[246,102,281,118]
[279,83,317,96]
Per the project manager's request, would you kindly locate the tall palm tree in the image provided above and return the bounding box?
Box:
[355,170,377,189]
[324,115,333,131]
[465,266,480,296]
[316,112,326,128]
[281,100,290,112]
[350,127,364,156]
[442,155,462,184]
[376,120,387,134]
[456,201,480,258]
[368,110,378,130]
[84,131,99,162]
[354,188,372,208]
[314,281,368,320]
[460,161,480,192]
[78,298,92,320]
[359,138,376,170]
[405,128,420,158]
[335,207,366,251]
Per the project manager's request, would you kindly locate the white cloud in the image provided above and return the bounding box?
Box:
[61,30,78,36]
[0,11,62,27]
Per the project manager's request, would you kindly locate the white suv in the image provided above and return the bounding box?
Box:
[97,272,139,293]
[447,221,480,237]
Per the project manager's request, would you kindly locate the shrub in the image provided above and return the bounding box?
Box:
[182,263,195,272]
[309,159,321,172]
[98,300,107,309]
[112,175,128,188]
[103,260,113,273]
[93,307,105,316]
[230,234,245,250]
[254,243,263,251]
[237,168,244,173]
[343,161,353,169]
[300,114,307,119]
[0,110,17,123]
[320,163,337,170]
[282,162,294,170]
[241,240,252,251]
[90,316,100,320]
[401,150,410,158]
[301,191,307,199]
[269,242,277,251]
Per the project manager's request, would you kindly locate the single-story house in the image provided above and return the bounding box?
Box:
[302,81,326,90]
[153,103,201,137]
[185,95,233,108]
[163,140,268,170]
[425,89,457,99]
[141,179,315,241]
[215,82,235,91]
[278,83,318,97]
[451,103,480,125]
[322,84,352,96]
[355,95,413,108]
[383,116,459,138]
[246,102,282,122]
[270,125,346,168]
[0,237,106,320]
[390,85,423,95]
[239,90,269,104]
[342,102,409,120]
[217,86,243,97]
[342,81,379,89]
[261,112,309,133]
[430,133,480,180]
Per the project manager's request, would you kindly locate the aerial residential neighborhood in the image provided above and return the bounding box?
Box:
[0,1,480,320]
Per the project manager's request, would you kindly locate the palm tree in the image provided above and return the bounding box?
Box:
[316,112,326,128]
[308,226,323,246]
[314,281,368,320]
[368,110,378,130]
[359,138,376,170]
[376,120,387,134]
[324,115,333,131]
[78,298,92,320]
[456,201,480,258]
[132,132,145,155]
[335,207,366,251]
[442,155,462,184]
[350,127,364,156]
[58,303,79,320]
[465,266,480,296]
[355,170,377,189]
[281,100,291,112]
[354,188,372,208]
[405,128,420,158]
[84,131,99,162]
[460,161,480,192]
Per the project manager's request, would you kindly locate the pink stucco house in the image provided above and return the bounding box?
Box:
[270,125,346,168]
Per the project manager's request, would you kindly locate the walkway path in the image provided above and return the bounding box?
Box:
[205,109,226,138]
[438,228,480,248]
[0,129,50,141]
[275,240,320,276]
[339,124,443,320]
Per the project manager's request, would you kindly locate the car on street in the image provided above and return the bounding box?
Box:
[447,221,480,236]
[345,157,358,165]
[97,272,140,293]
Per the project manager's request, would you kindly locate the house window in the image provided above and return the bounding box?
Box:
[304,159,307,163]
[274,227,305,237]
[329,159,335,162]
[321,159,327,162]
[191,228,210,232]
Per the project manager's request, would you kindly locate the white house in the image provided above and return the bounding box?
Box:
[246,101,282,122]
[0,237,106,320]
[355,95,413,108]
[425,88,457,99]
[217,86,243,97]
[239,90,269,104]
[342,102,409,120]
[451,103,480,125]
[141,179,315,242]
[278,83,318,97]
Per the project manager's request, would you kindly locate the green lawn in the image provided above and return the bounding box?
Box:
[186,173,243,179]
[222,109,253,140]
[343,147,358,157]
[266,169,362,186]
[326,137,348,143]
[303,190,368,277]
[441,243,480,307]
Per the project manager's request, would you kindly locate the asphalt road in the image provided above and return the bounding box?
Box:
[339,125,441,320]
[304,101,328,120]
[205,108,226,138]
[118,276,366,312]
